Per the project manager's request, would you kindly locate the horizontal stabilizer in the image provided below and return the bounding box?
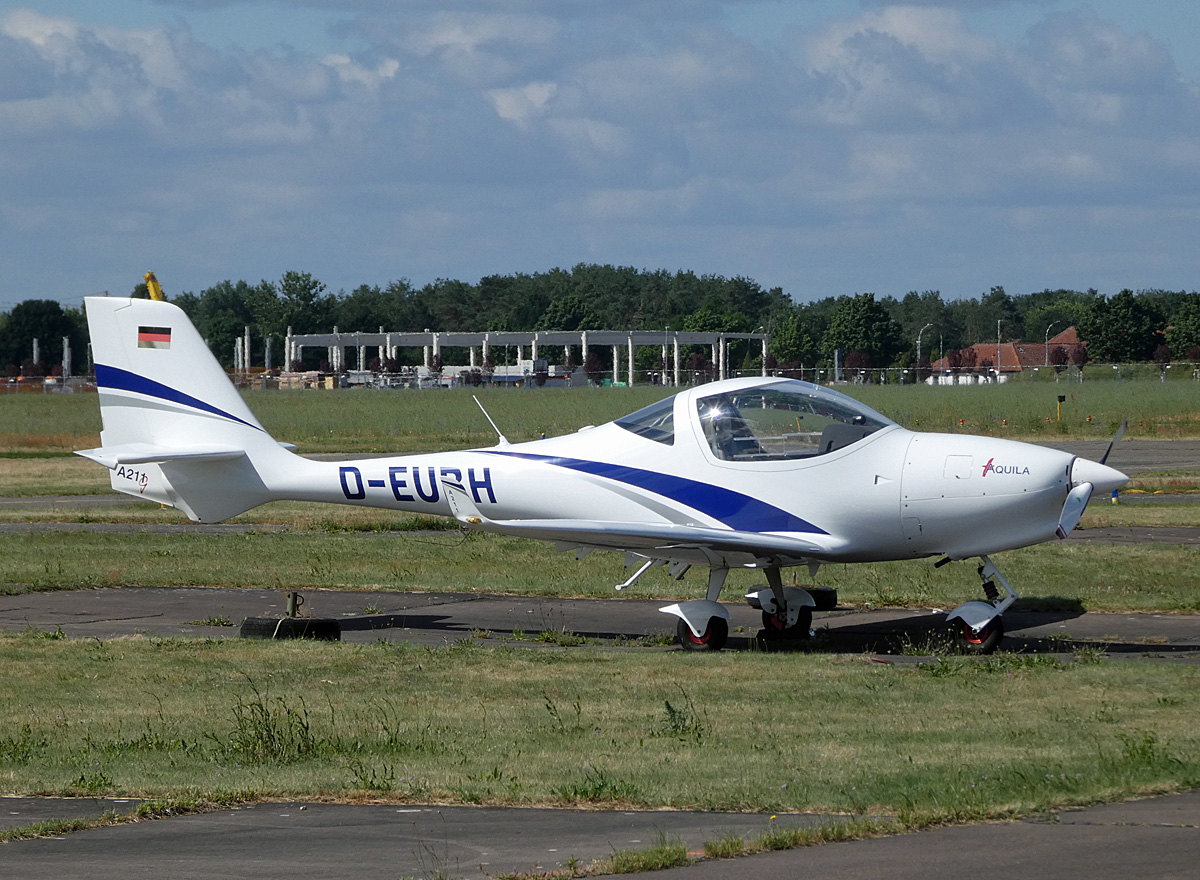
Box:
[75,443,246,469]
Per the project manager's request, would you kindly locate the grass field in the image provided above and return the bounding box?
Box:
[4,378,1200,454]
[3,378,1200,841]
[2,635,1198,818]
[2,528,1198,614]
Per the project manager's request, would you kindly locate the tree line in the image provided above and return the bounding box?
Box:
[3,265,1199,377]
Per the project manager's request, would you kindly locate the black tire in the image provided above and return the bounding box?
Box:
[761,606,813,640]
[676,616,729,652]
[240,616,341,641]
[953,616,1003,655]
[805,587,838,611]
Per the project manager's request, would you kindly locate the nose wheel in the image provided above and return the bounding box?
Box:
[954,616,1004,654]
[945,555,1017,655]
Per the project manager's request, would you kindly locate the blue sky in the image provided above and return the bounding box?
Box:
[2,1,1198,315]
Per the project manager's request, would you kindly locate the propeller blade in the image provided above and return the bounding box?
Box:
[1099,421,1127,466]
[1057,482,1093,539]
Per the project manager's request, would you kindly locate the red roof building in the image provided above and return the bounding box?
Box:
[930,328,1086,375]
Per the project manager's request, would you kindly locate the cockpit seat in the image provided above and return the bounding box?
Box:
[817,422,875,455]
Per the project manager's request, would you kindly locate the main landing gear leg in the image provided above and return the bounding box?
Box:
[758,566,813,642]
[946,555,1018,655]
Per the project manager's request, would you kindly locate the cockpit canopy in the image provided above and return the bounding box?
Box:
[615,380,895,460]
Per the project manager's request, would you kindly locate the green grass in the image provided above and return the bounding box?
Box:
[852,381,1200,440]
[6,379,1200,854]
[1,529,1197,613]
[1080,501,1200,528]
[703,831,748,859]
[0,395,102,453]
[5,379,1200,457]
[695,817,901,863]
[1,635,1198,816]
[0,455,111,496]
[0,792,253,843]
[2,490,1198,534]
[604,834,691,873]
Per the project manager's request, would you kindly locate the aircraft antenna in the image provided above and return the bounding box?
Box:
[473,396,510,446]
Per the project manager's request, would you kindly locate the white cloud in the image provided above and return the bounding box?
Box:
[402,11,556,56]
[322,54,400,87]
[388,11,559,85]
[549,117,635,162]
[1,3,1199,310]
[488,81,557,128]
[1,8,81,56]
[808,5,1000,71]
[1024,11,1198,131]
[803,6,1015,129]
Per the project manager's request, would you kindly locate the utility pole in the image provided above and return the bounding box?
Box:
[997,320,1002,382]
[1044,321,1060,366]
[917,323,933,380]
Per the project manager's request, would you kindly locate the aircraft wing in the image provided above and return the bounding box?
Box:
[440,471,839,565]
[492,518,835,560]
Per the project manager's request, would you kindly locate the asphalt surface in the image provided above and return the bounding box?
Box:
[4,586,1200,658]
[632,791,1200,880]
[3,789,1197,879]
[1036,438,1200,474]
[1,801,844,879]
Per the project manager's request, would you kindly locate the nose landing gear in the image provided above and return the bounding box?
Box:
[955,614,1004,654]
[945,555,1017,655]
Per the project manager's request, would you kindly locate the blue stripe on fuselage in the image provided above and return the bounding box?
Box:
[483,451,826,534]
[95,364,263,432]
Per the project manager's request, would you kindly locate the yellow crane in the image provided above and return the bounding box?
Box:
[144,271,165,301]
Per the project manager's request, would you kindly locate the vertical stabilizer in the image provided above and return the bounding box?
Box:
[79,296,289,521]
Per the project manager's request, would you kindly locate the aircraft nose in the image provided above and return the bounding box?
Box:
[1071,457,1129,495]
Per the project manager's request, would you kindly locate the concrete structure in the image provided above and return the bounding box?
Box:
[281,328,770,386]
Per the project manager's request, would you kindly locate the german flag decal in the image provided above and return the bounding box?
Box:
[137,326,171,349]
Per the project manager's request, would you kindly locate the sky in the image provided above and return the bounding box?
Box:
[2,1,1199,313]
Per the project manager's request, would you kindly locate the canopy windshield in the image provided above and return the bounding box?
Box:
[696,381,895,462]
[614,395,675,444]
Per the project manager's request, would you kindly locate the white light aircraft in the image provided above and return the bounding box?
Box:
[78,295,1129,653]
